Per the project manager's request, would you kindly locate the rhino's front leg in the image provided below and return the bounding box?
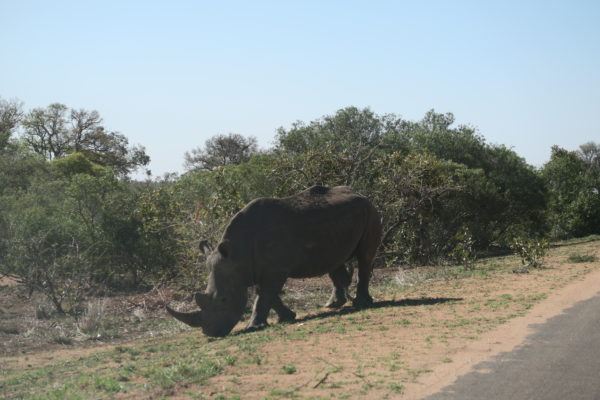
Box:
[272,296,296,323]
[246,289,276,331]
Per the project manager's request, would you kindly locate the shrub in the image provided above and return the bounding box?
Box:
[510,237,549,272]
[282,364,297,374]
[78,299,107,336]
[451,226,476,270]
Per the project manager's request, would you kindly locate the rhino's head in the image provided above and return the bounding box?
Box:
[166,240,249,337]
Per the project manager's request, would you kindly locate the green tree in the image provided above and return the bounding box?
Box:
[276,107,402,187]
[372,151,483,263]
[0,97,23,152]
[1,174,93,312]
[542,145,600,238]
[184,133,258,171]
[0,153,176,311]
[403,110,547,244]
[21,103,149,175]
[578,141,600,169]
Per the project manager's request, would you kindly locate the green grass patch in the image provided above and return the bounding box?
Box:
[484,295,513,310]
[114,345,141,356]
[567,253,597,263]
[143,358,222,389]
[3,239,598,399]
[282,364,297,374]
[29,384,86,400]
[554,234,600,247]
[94,375,123,393]
[389,382,405,394]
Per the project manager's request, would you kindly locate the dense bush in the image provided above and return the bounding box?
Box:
[1,98,598,311]
[542,145,600,238]
[272,107,547,261]
[510,237,550,272]
[0,152,182,311]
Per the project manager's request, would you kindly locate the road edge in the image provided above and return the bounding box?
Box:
[405,266,600,400]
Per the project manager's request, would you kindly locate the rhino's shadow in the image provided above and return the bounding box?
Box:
[292,297,463,324]
[229,297,463,336]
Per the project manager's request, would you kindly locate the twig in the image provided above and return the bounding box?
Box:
[352,371,370,384]
[316,357,339,369]
[318,356,371,385]
[294,372,321,391]
[312,371,331,388]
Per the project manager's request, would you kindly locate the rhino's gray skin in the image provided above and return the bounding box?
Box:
[166,185,382,337]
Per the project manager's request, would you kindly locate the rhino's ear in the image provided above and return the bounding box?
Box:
[198,240,213,255]
[217,240,230,258]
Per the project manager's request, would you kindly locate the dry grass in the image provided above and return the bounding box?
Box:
[1,238,600,399]
[77,299,107,336]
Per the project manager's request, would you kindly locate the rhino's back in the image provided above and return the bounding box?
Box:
[244,185,369,226]
[227,186,377,279]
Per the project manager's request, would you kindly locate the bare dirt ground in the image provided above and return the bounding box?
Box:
[0,280,185,357]
[199,240,600,400]
[1,238,600,399]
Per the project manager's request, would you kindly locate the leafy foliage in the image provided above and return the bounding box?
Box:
[451,226,477,270]
[510,237,549,272]
[542,145,600,238]
[0,159,184,311]
[20,103,149,175]
[272,107,546,263]
[184,133,258,171]
[1,99,598,309]
[0,97,23,152]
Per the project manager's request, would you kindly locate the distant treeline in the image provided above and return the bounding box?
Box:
[1,98,599,312]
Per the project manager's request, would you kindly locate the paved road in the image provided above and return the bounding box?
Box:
[426,293,600,400]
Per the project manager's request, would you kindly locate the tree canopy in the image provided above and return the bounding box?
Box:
[19,103,149,175]
[542,144,600,238]
[184,133,258,171]
[1,98,598,311]
[0,98,23,152]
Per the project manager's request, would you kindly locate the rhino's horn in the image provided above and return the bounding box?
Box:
[165,304,204,328]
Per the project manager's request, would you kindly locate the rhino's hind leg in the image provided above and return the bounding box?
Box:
[272,296,296,323]
[325,265,352,308]
[353,217,380,309]
[353,256,374,308]
[353,261,374,309]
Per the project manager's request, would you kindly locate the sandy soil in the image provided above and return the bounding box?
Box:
[2,240,599,399]
[194,241,600,399]
[0,275,18,286]
[407,259,600,399]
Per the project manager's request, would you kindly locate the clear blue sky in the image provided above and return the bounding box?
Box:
[1,1,599,177]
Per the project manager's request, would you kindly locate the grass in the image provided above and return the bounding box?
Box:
[389,382,405,394]
[554,234,600,247]
[143,359,222,389]
[567,253,597,263]
[52,334,74,345]
[0,323,20,335]
[94,376,123,393]
[2,337,227,398]
[1,238,599,399]
[282,364,297,374]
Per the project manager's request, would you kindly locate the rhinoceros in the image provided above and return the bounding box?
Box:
[166,185,382,337]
